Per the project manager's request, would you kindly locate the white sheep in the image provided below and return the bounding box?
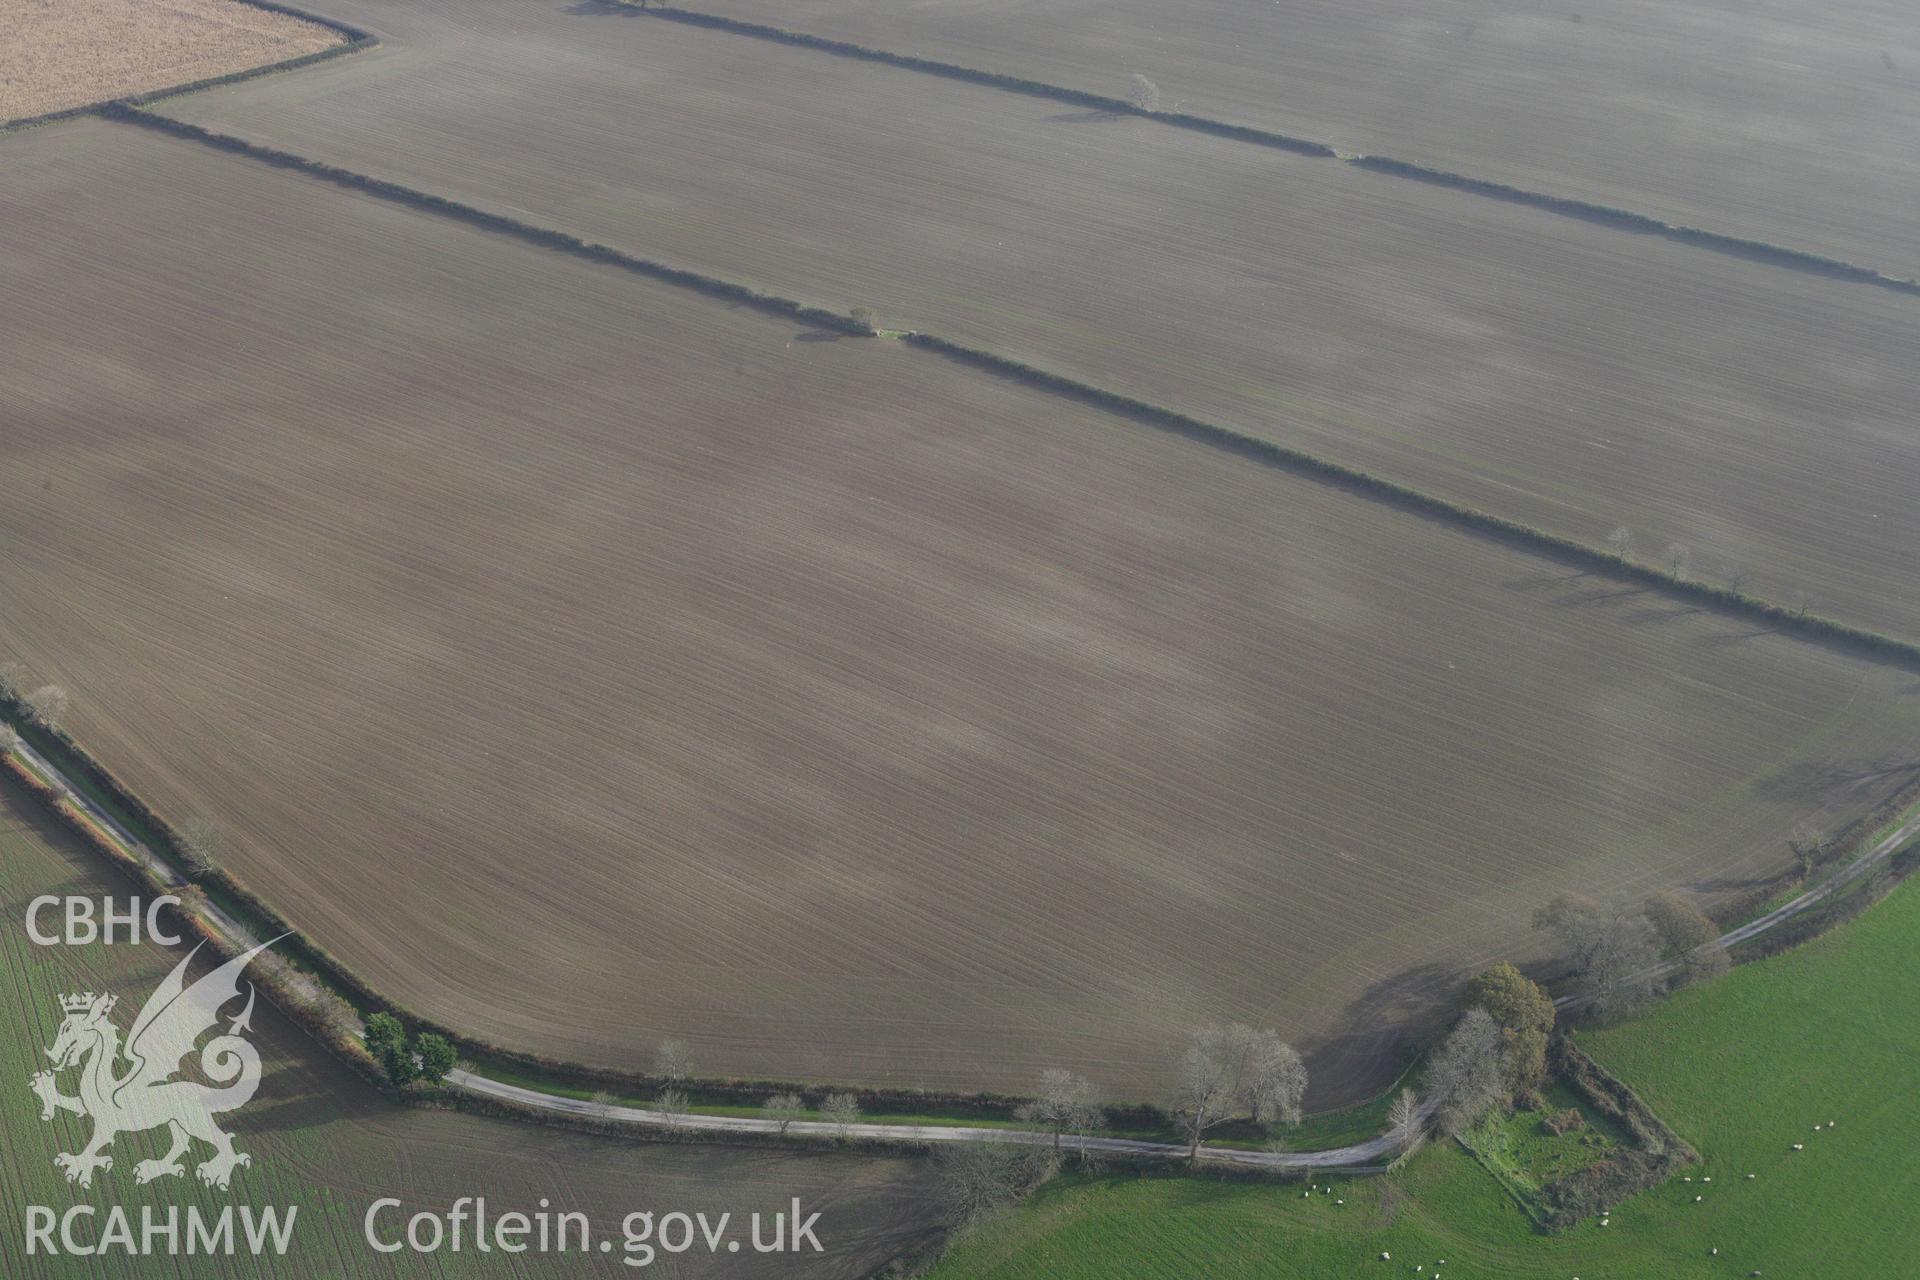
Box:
[1792,1143,1804,1151]
[1746,1173,1757,1180]
[1381,1253,1391,1261]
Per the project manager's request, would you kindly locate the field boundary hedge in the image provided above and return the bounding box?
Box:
[0,0,376,136]
[633,5,1334,158]
[899,333,1920,672]
[103,104,874,337]
[1710,770,1920,932]
[108,95,1920,671]
[1345,157,1920,297]
[34,94,1920,1130]
[627,5,1920,298]
[1537,1037,1698,1230]
[0,690,1143,1125]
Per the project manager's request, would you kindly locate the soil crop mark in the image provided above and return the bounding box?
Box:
[620,3,1920,299]
[99,102,1920,679]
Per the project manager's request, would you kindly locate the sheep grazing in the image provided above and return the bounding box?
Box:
[1694,1195,1704,1203]
[1380,1253,1391,1261]
[1702,1176,1712,1182]
[1711,1248,1719,1256]
[1746,1173,1757,1180]
[1792,1143,1804,1151]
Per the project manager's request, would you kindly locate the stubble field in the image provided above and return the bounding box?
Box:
[155,0,1920,644]
[692,0,1920,281]
[0,0,340,124]
[0,775,943,1279]
[4,117,1919,1105]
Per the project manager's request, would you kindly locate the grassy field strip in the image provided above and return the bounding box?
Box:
[634,3,1920,299]
[95,104,1920,678]
[928,872,1920,1276]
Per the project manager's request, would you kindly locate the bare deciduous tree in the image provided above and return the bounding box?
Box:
[930,1141,1048,1228]
[1534,894,1664,1019]
[1426,1008,1505,1136]
[23,684,68,728]
[1663,542,1692,578]
[1243,1031,1308,1132]
[1014,1068,1104,1154]
[0,723,20,756]
[1127,74,1161,112]
[1606,526,1634,559]
[1789,824,1827,879]
[0,661,26,703]
[820,1092,861,1140]
[763,1091,807,1137]
[656,1086,690,1132]
[1386,1088,1423,1162]
[179,818,222,875]
[1170,1026,1239,1160]
[1643,890,1729,987]
[1171,1023,1298,1157]
[589,1090,617,1122]
[654,1038,691,1083]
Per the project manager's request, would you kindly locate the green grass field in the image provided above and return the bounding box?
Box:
[930,872,1920,1278]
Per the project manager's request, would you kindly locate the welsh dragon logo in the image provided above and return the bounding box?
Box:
[29,939,279,1190]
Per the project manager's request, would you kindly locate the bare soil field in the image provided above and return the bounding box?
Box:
[0,776,942,1278]
[0,0,341,125]
[6,118,1920,1102]
[154,0,1920,645]
[689,0,1920,282]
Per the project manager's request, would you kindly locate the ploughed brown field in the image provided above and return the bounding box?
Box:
[1,776,942,1279]
[156,0,1920,646]
[4,118,1918,1104]
[0,0,340,124]
[693,0,1920,282]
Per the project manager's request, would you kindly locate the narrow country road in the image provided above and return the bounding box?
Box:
[11,734,1915,1169]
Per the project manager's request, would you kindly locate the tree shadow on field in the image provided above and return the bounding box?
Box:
[1300,962,1456,1105]
[1693,626,1781,650]
[791,328,844,343]
[1751,756,1920,806]
[1046,109,1124,124]
[1687,870,1778,893]
[1622,604,1706,626]
[235,1090,373,1136]
[564,0,637,16]
[1501,570,1591,595]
